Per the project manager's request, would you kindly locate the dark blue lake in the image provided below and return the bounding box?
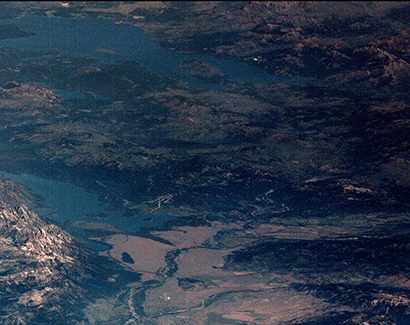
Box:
[0,14,278,249]
[1,15,279,85]
[0,169,173,250]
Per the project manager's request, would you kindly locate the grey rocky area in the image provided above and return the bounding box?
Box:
[0,179,86,324]
[0,2,409,324]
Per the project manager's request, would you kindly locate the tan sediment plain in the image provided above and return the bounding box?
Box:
[152,225,219,248]
[214,291,331,324]
[102,217,394,322]
[175,247,231,278]
[100,222,238,279]
[151,290,343,325]
[143,267,291,317]
[143,277,223,316]
[142,223,314,320]
[143,247,233,313]
[151,222,242,248]
[101,234,173,280]
[97,219,358,323]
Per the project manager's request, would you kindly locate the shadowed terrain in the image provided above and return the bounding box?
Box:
[0,1,409,324]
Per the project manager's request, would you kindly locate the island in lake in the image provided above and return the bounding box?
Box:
[0,2,409,324]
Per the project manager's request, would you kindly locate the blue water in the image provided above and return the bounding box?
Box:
[0,170,106,222]
[0,15,279,85]
[0,14,276,248]
[0,170,172,237]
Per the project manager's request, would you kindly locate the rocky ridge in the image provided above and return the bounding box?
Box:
[0,180,85,324]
